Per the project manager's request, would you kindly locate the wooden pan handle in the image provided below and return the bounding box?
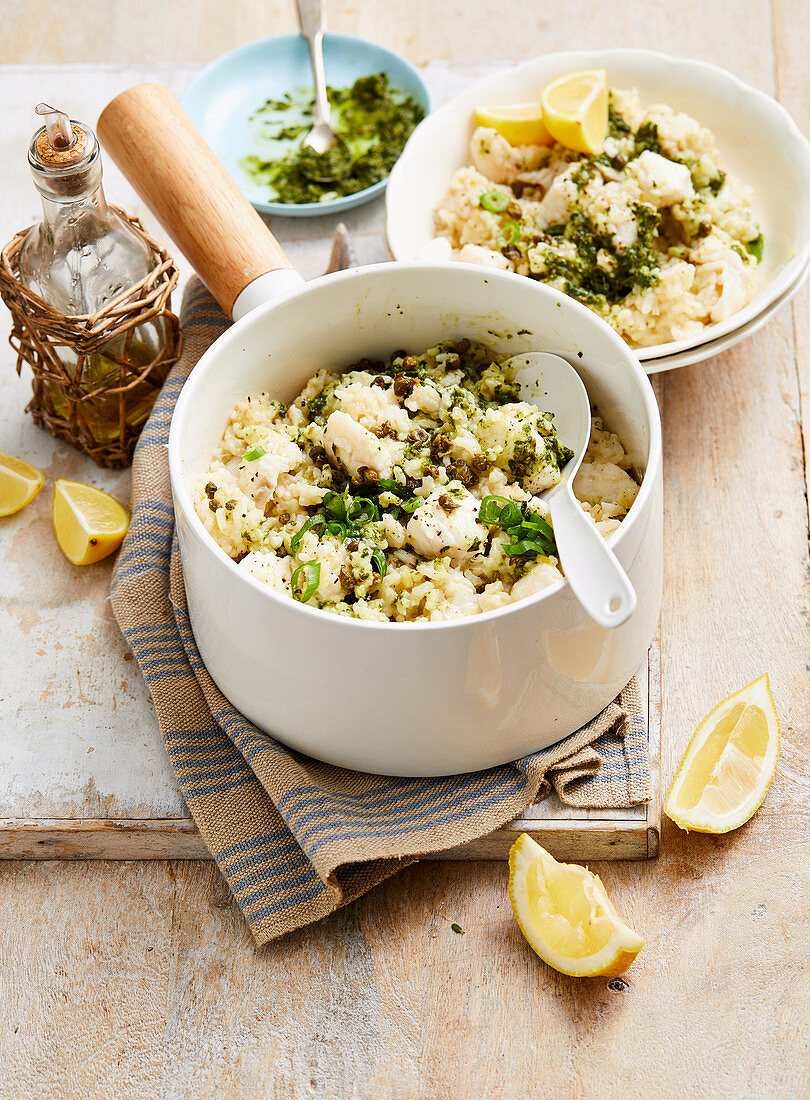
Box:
[97,83,294,317]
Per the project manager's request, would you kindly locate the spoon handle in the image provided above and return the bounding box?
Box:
[549,485,637,629]
[296,0,331,129]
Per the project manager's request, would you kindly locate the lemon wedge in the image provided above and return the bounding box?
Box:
[473,103,553,147]
[508,834,644,976]
[0,452,44,517]
[52,478,130,565]
[665,675,779,834]
[541,69,608,154]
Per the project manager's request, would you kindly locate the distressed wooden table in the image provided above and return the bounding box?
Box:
[0,2,808,1097]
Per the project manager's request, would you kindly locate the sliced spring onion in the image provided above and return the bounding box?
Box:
[545,223,566,236]
[322,490,350,523]
[371,548,387,579]
[290,516,322,555]
[503,538,552,557]
[747,234,764,262]
[291,560,320,603]
[496,221,521,248]
[376,477,410,499]
[348,497,379,525]
[399,496,422,514]
[477,494,509,524]
[242,445,267,461]
[479,495,521,527]
[479,494,556,558]
[478,189,511,214]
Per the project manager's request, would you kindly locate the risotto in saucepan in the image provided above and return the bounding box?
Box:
[430,90,764,347]
[196,341,640,622]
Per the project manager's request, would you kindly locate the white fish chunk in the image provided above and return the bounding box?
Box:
[324,410,405,479]
[406,486,487,562]
[629,151,694,207]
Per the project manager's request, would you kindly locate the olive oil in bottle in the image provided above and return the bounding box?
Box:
[18,103,170,444]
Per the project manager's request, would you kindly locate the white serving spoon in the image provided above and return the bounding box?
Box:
[296,0,337,154]
[504,351,637,629]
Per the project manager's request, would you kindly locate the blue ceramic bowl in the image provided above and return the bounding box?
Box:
[182,33,431,218]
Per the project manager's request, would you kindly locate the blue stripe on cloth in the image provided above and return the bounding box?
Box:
[302,784,529,860]
[215,831,294,864]
[246,881,330,921]
[284,771,516,833]
[184,770,255,801]
[224,846,302,880]
[234,866,327,907]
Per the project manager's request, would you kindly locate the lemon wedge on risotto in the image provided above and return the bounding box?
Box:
[473,104,553,146]
[0,452,44,517]
[541,69,608,154]
[665,675,779,834]
[52,478,130,565]
[508,834,644,976]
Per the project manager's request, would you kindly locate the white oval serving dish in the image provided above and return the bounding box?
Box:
[386,48,810,366]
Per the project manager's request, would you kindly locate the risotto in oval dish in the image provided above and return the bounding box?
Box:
[430,87,764,348]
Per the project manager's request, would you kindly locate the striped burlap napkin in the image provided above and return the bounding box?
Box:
[110,230,651,944]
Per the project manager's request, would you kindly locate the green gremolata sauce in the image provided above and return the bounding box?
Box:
[241,73,425,204]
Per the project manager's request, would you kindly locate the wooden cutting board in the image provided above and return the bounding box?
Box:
[0,64,660,864]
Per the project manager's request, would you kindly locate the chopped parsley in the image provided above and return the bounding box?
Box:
[491,95,762,310]
[530,203,662,308]
[241,73,425,204]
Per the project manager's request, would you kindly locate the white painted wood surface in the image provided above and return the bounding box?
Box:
[0,61,658,859]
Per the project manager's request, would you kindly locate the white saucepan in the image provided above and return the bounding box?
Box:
[98,85,663,776]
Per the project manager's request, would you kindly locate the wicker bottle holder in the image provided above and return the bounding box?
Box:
[0,209,182,468]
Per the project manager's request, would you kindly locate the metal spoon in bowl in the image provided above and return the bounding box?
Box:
[296,0,336,155]
[504,351,637,629]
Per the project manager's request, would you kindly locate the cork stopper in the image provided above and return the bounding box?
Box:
[28,103,100,199]
[32,104,92,170]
